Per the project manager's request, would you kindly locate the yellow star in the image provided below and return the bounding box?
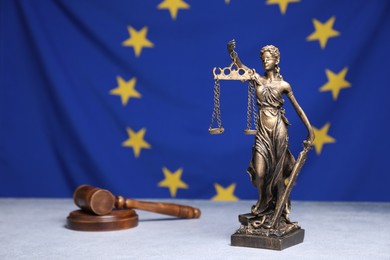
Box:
[109,76,141,106]
[158,167,188,197]
[122,128,151,158]
[157,0,190,20]
[312,123,336,155]
[225,0,231,4]
[307,16,340,49]
[211,183,239,201]
[266,0,300,15]
[122,26,154,57]
[320,67,351,100]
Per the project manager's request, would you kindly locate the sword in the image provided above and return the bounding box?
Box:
[270,144,311,229]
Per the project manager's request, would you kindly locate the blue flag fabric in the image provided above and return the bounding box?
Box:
[1,0,390,201]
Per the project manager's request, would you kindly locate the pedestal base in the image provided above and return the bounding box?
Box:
[231,228,304,250]
[231,213,304,250]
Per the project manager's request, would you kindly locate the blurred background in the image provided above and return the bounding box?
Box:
[1,0,389,201]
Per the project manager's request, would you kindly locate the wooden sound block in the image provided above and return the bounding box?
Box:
[67,209,138,231]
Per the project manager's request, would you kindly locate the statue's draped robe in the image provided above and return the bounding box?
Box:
[248,85,295,218]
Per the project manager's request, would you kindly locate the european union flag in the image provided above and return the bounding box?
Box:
[1,0,389,202]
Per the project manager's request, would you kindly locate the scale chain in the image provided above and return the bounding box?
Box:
[251,82,259,132]
[209,79,223,129]
[246,82,253,130]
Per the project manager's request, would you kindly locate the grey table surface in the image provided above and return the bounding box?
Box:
[0,199,389,259]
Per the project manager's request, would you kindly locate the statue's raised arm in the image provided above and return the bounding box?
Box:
[213,40,256,81]
[227,39,250,70]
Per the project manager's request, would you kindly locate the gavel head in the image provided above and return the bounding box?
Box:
[73,185,115,215]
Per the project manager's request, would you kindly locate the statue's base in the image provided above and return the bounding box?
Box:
[231,228,304,250]
[231,213,304,250]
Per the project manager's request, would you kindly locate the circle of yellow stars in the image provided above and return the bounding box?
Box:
[108,0,350,201]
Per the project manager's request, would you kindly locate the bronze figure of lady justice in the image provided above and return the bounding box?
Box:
[209,40,315,250]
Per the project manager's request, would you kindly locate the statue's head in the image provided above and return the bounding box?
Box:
[260,45,280,71]
[260,45,283,79]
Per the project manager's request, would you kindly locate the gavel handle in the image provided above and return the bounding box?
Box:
[115,196,201,219]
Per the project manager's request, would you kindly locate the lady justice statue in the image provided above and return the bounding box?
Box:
[209,40,315,250]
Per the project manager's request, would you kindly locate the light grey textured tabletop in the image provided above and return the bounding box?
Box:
[0,199,389,259]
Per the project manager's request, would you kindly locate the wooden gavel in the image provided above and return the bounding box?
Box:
[73,185,201,219]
